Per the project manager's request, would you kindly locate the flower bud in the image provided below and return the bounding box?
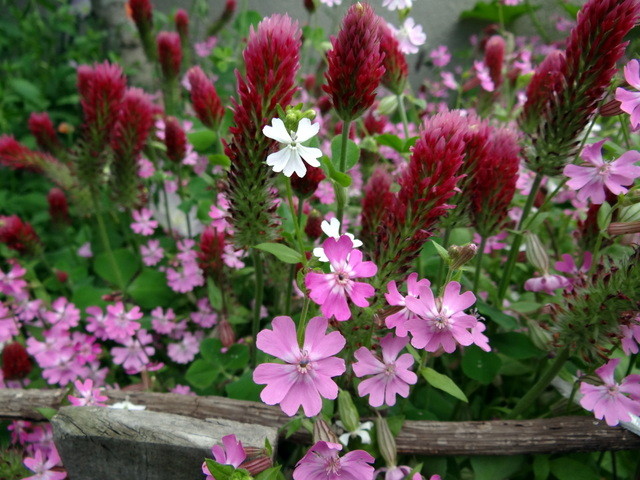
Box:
[2,343,32,381]
[157,31,182,80]
[174,9,189,42]
[525,232,549,273]
[164,116,187,163]
[303,0,316,14]
[313,418,339,444]
[128,0,155,61]
[448,243,478,271]
[48,188,70,224]
[304,211,323,240]
[375,415,397,468]
[55,270,69,283]
[599,98,624,117]
[337,389,360,433]
[28,112,60,153]
[608,221,640,236]
[484,35,505,89]
[0,215,41,256]
[218,318,236,348]
[186,66,224,130]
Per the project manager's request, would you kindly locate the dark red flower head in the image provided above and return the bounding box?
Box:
[0,135,44,172]
[157,31,182,80]
[164,116,187,163]
[48,188,70,224]
[111,88,156,162]
[128,0,153,29]
[360,167,393,250]
[187,66,225,130]
[378,21,408,95]
[28,113,60,153]
[304,0,316,14]
[0,216,41,256]
[198,226,226,279]
[323,2,385,122]
[218,318,236,348]
[2,343,32,381]
[291,165,325,198]
[174,9,189,40]
[305,210,323,240]
[484,35,505,89]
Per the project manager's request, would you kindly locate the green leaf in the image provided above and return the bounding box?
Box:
[320,156,352,187]
[36,407,58,420]
[93,249,140,287]
[225,370,263,401]
[533,455,550,480]
[471,456,525,480]
[421,367,468,403]
[254,243,303,264]
[550,458,600,480]
[8,78,47,108]
[492,333,542,360]
[431,240,450,263]
[200,338,224,364]
[224,344,250,371]
[188,129,217,151]
[186,359,219,389]
[128,268,175,309]
[597,201,612,231]
[71,285,110,310]
[376,134,405,152]
[208,153,231,168]
[462,346,502,385]
[255,466,284,480]
[331,135,360,171]
[476,299,518,329]
[204,459,236,480]
[460,1,538,25]
[508,301,541,314]
[560,3,580,17]
[207,278,223,311]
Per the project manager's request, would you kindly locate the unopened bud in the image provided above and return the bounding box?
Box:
[313,418,339,444]
[337,390,360,433]
[525,232,549,273]
[608,221,640,236]
[239,453,272,477]
[448,243,478,270]
[218,318,236,348]
[2,342,32,380]
[526,318,552,350]
[303,0,316,14]
[375,415,397,468]
[599,98,623,117]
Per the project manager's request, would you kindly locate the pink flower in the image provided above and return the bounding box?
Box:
[563,140,640,205]
[305,236,377,321]
[190,298,218,328]
[151,307,177,334]
[212,434,246,468]
[85,306,109,340]
[430,46,451,67]
[43,298,80,330]
[130,208,158,236]
[141,239,164,266]
[353,333,417,407]
[389,18,426,55]
[23,447,67,480]
[0,302,19,343]
[621,314,640,355]
[382,0,412,11]
[111,330,155,374]
[68,379,108,406]
[0,261,28,297]
[137,157,155,178]
[104,302,142,342]
[167,331,202,364]
[194,36,217,58]
[474,60,495,92]
[615,59,640,129]
[579,358,640,426]
[293,441,374,480]
[171,384,195,395]
[166,261,205,293]
[404,282,483,353]
[472,232,508,253]
[384,273,431,336]
[253,316,345,417]
[77,242,93,258]
[524,273,570,295]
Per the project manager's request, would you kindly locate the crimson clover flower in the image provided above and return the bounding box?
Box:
[253,316,346,417]
[293,441,375,480]
[579,358,640,426]
[305,235,377,321]
[563,140,640,205]
[353,333,417,407]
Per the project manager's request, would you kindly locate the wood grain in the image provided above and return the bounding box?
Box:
[2,389,639,455]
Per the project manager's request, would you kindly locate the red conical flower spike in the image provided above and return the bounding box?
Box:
[128,0,156,61]
[48,188,70,224]
[198,226,226,280]
[164,116,187,164]
[360,167,393,251]
[323,2,385,121]
[2,343,32,381]
[174,9,189,41]
[0,216,41,256]
[187,66,225,130]
[157,31,182,81]
[28,112,60,153]
[484,35,505,90]
[378,21,408,96]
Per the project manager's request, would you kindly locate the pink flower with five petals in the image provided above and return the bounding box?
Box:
[563,140,640,205]
[305,235,377,321]
[293,441,374,480]
[253,316,345,417]
[615,59,640,129]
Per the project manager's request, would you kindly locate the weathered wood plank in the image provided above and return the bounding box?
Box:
[2,389,640,455]
[51,406,277,480]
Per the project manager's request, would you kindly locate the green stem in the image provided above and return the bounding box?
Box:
[397,94,410,139]
[588,233,603,276]
[94,194,126,291]
[297,296,311,345]
[336,120,352,234]
[250,249,264,368]
[507,347,569,419]
[473,236,488,294]
[285,199,306,316]
[162,181,174,238]
[177,166,192,238]
[285,179,305,254]
[496,171,544,304]
[435,227,452,287]
[524,0,551,43]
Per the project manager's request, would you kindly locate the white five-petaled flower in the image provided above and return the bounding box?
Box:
[313,218,363,262]
[263,117,322,177]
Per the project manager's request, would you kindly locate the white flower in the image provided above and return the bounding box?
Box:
[336,420,374,446]
[152,189,203,238]
[263,118,322,177]
[312,218,363,262]
[382,0,412,10]
[109,399,146,410]
[390,18,426,55]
